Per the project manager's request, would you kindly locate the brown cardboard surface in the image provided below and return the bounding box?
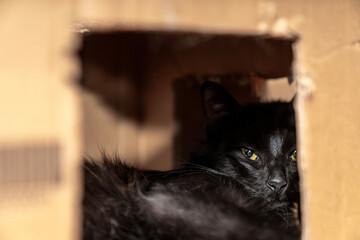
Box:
[0,0,81,240]
[301,48,360,240]
[2,0,360,239]
[74,0,259,33]
[286,1,360,239]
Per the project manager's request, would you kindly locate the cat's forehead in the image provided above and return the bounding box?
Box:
[268,130,286,157]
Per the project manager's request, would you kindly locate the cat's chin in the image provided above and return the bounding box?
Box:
[264,193,290,209]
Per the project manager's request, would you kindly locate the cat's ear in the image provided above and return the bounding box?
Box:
[201,81,238,131]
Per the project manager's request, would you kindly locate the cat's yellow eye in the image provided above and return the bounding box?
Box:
[241,147,259,161]
[289,150,297,161]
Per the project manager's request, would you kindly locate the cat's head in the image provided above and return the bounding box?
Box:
[193,81,299,209]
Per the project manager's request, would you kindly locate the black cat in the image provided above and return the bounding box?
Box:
[83,81,300,240]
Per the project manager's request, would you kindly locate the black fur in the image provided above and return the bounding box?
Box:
[83,82,300,240]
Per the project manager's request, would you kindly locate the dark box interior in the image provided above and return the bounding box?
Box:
[78,30,295,169]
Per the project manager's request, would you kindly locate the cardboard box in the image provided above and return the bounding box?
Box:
[1,1,360,239]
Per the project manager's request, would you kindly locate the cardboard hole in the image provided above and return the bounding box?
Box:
[78,30,296,169]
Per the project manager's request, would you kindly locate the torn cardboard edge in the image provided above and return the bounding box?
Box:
[72,22,298,41]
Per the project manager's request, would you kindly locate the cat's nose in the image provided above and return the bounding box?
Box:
[267,172,287,193]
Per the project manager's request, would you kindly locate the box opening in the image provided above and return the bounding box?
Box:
[79,28,300,238]
[78,30,296,169]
